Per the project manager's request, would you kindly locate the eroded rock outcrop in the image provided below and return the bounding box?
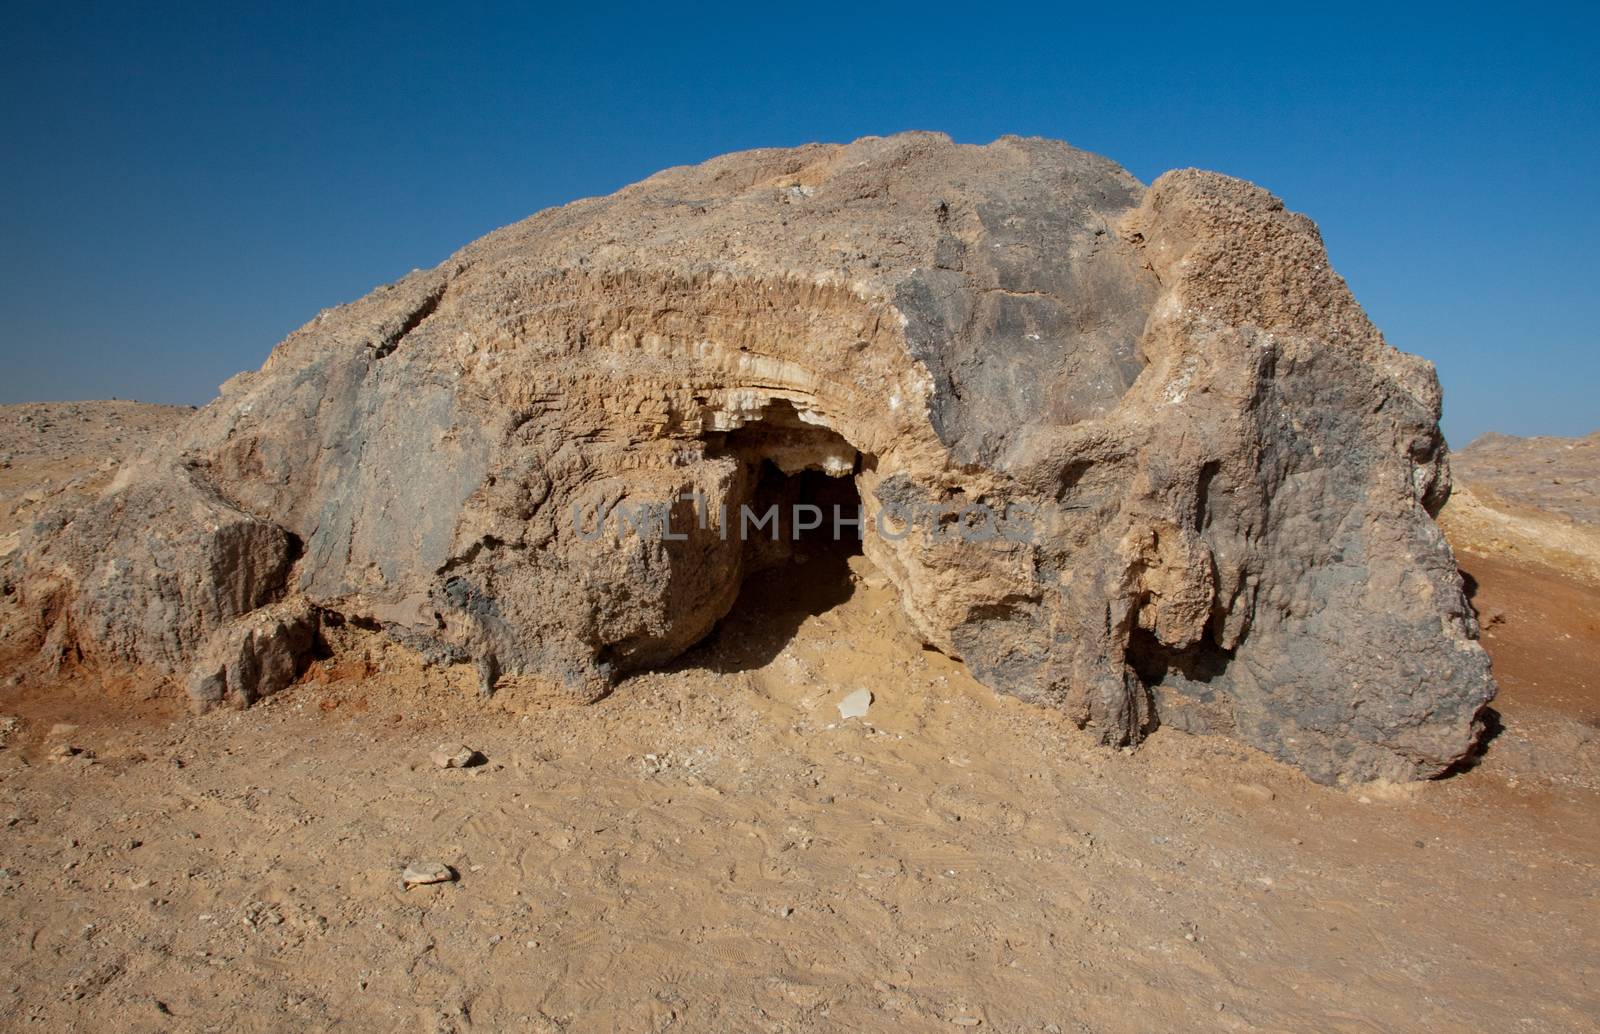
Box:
[186,597,318,711]
[2,133,1494,782]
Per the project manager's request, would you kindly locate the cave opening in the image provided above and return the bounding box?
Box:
[1126,626,1238,736]
[686,400,872,672]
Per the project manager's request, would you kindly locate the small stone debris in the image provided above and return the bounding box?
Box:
[430,743,483,769]
[48,744,87,762]
[401,862,456,888]
[837,688,873,720]
[951,1016,983,1027]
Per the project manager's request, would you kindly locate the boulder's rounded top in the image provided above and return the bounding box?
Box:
[449,131,1149,294]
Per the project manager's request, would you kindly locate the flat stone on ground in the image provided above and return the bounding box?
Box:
[401,862,456,888]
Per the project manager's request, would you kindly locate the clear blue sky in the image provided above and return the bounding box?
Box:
[2,3,1595,446]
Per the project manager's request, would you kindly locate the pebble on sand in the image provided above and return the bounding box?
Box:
[431,743,483,769]
[401,862,457,888]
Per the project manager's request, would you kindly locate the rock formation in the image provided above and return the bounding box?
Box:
[1,132,1495,783]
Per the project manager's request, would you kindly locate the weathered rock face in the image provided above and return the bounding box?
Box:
[185,597,319,711]
[4,133,1494,782]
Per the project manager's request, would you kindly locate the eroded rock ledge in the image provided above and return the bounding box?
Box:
[2,132,1494,783]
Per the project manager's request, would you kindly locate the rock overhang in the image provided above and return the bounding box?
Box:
[3,132,1494,784]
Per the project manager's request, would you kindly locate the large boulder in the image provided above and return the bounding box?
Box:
[3,133,1493,782]
[11,462,297,674]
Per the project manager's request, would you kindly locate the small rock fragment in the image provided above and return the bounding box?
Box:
[837,689,873,720]
[401,862,456,888]
[431,743,482,769]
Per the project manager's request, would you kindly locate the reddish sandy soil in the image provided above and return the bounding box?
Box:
[1464,553,1600,725]
[0,407,1596,1032]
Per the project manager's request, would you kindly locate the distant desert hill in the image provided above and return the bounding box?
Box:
[1441,430,1600,584]
[0,400,193,548]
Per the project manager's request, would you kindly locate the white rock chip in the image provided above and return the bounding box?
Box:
[837,689,873,720]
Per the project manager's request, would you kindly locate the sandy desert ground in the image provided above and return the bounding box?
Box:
[0,404,1596,1032]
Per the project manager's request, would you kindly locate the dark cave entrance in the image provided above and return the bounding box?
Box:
[1126,626,1238,736]
[686,401,870,672]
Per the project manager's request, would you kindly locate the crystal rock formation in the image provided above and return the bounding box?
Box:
[4,133,1494,782]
